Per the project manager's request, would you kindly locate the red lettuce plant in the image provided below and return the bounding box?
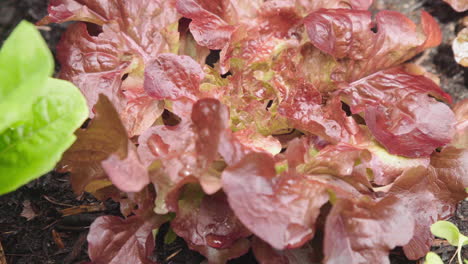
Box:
[39,0,467,263]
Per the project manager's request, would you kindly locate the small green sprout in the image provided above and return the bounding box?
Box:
[425,221,468,264]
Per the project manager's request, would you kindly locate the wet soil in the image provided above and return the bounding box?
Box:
[0,0,467,263]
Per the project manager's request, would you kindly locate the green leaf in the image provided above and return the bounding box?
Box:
[0,21,54,132]
[431,221,461,246]
[425,252,444,264]
[0,78,88,195]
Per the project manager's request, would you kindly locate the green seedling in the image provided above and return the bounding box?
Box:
[0,21,88,195]
[425,252,444,264]
[425,221,468,264]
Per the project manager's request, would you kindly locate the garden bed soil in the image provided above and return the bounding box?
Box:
[0,0,467,263]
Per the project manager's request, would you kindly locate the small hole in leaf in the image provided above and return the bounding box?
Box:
[352,114,366,125]
[370,24,378,33]
[121,73,129,81]
[341,102,352,116]
[266,100,273,110]
[162,109,181,126]
[178,17,192,33]
[205,50,220,67]
[85,23,103,36]
[221,71,232,78]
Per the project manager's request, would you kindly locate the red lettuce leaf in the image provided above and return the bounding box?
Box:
[120,75,165,137]
[175,0,237,49]
[176,0,317,51]
[55,24,162,137]
[40,0,180,136]
[295,136,430,187]
[144,53,205,101]
[323,196,414,264]
[39,0,179,56]
[88,213,167,264]
[218,0,373,75]
[252,237,318,264]
[38,0,112,25]
[304,10,441,85]
[189,239,251,264]
[137,98,231,213]
[120,187,157,217]
[340,67,455,157]
[390,147,468,259]
[138,98,283,214]
[452,99,468,148]
[231,128,282,156]
[58,95,148,194]
[87,184,156,218]
[191,98,230,168]
[363,144,429,186]
[137,121,198,214]
[177,17,211,65]
[101,141,149,193]
[294,0,373,12]
[302,143,373,190]
[340,67,452,111]
[222,152,334,250]
[218,2,302,74]
[364,94,454,158]
[310,143,466,262]
[278,83,360,144]
[171,185,251,263]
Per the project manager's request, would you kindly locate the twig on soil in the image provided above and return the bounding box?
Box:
[60,203,106,216]
[165,248,183,262]
[42,220,59,230]
[51,230,65,249]
[55,226,89,232]
[42,195,74,207]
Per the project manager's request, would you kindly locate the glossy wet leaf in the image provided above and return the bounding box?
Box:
[323,196,414,264]
[171,185,251,263]
[88,214,168,264]
[39,0,179,136]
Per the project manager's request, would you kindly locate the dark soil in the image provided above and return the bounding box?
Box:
[0,172,121,264]
[0,0,467,264]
